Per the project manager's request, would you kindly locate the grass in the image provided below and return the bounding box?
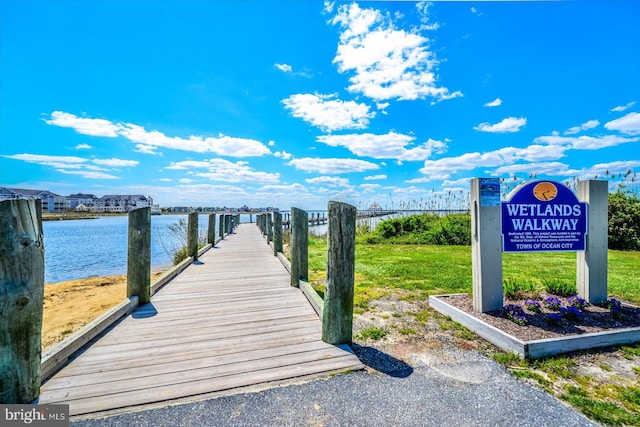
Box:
[357,327,388,341]
[491,345,640,425]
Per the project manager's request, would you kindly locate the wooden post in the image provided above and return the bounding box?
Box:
[225,214,231,235]
[273,212,283,255]
[290,207,308,287]
[219,213,225,239]
[188,212,198,261]
[322,201,356,345]
[208,214,216,245]
[127,207,151,305]
[577,180,609,304]
[0,199,44,403]
[471,178,503,312]
[266,213,273,243]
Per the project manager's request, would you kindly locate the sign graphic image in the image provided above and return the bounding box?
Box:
[501,180,587,252]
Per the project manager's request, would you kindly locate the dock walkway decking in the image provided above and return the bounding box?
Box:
[39,223,363,417]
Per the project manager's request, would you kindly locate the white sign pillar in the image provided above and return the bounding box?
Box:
[577,180,608,304]
[471,178,503,312]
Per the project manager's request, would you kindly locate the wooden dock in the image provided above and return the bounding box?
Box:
[38,223,363,417]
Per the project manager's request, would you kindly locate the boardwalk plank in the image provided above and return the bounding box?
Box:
[39,223,363,416]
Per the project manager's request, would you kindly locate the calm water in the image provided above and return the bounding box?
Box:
[43,214,249,283]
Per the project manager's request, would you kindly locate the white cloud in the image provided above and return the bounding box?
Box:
[134,144,161,155]
[274,151,293,160]
[268,140,275,146]
[305,176,351,187]
[75,143,92,150]
[57,170,119,179]
[474,117,526,133]
[534,134,639,150]
[275,63,292,72]
[483,98,502,107]
[166,158,280,183]
[564,119,600,135]
[288,157,379,174]
[92,158,139,167]
[282,93,374,132]
[44,111,121,137]
[317,132,447,161]
[3,153,136,180]
[359,183,381,193]
[604,112,640,135]
[329,3,461,102]
[364,174,387,180]
[45,111,271,157]
[611,101,636,112]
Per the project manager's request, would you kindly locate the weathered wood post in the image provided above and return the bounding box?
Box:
[266,213,273,243]
[127,207,151,305]
[577,180,609,304]
[219,213,225,239]
[273,211,283,255]
[471,178,503,312]
[208,214,216,245]
[290,207,308,288]
[322,201,356,345]
[0,199,44,403]
[225,214,231,235]
[188,212,198,261]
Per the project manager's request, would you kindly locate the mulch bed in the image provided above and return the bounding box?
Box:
[440,293,640,342]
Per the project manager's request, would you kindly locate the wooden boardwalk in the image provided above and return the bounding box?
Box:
[39,223,363,417]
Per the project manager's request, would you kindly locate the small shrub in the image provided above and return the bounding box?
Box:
[524,299,542,313]
[357,327,388,341]
[560,306,583,321]
[504,277,538,299]
[543,296,562,311]
[542,279,577,297]
[503,304,527,325]
[567,295,589,310]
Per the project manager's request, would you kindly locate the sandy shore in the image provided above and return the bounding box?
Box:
[43,272,163,350]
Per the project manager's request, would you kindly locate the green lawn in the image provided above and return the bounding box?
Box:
[308,236,640,305]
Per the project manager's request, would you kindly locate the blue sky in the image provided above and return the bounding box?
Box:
[1,1,639,210]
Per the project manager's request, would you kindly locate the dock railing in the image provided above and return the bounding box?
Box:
[0,202,243,403]
[256,201,356,346]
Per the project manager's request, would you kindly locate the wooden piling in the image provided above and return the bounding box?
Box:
[273,211,283,255]
[322,201,356,345]
[0,199,45,403]
[290,207,308,288]
[127,207,151,305]
[208,214,216,245]
[188,212,198,261]
[219,213,225,239]
[266,213,273,243]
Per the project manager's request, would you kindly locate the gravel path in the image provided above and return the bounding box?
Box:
[72,346,595,427]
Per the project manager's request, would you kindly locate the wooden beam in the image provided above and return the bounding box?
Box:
[0,199,45,403]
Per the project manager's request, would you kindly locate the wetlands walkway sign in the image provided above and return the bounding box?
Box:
[471,178,608,313]
[501,180,587,252]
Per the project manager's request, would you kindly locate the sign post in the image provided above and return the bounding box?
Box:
[471,178,503,312]
[577,180,608,304]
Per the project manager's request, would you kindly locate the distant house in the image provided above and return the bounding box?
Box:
[97,195,153,213]
[68,193,99,210]
[0,187,69,212]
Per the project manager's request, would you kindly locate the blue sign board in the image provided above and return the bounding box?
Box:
[501,180,587,252]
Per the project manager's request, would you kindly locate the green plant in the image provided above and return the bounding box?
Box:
[608,190,640,250]
[357,327,388,341]
[542,278,577,297]
[503,277,539,299]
